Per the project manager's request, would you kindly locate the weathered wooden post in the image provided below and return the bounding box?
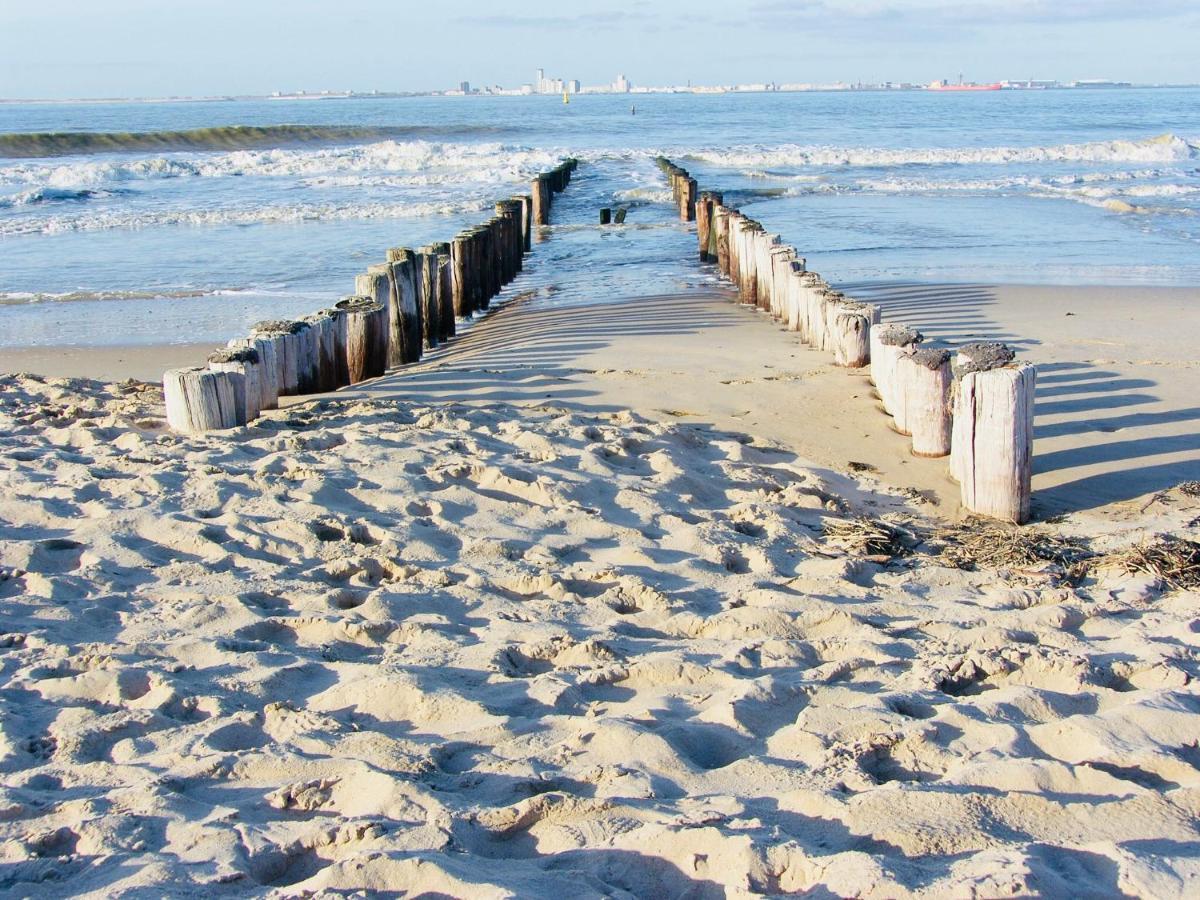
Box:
[251,321,300,397]
[412,247,440,350]
[740,222,764,307]
[615,207,628,224]
[517,194,533,251]
[355,266,396,365]
[386,249,423,364]
[768,244,795,320]
[600,208,612,225]
[431,241,455,340]
[207,347,262,421]
[336,295,387,383]
[870,323,923,428]
[227,335,279,411]
[164,367,246,434]
[451,231,472,319]
[489,216,505,293]
[696,193,713,261]
[896,348,953,457]
[714,206,732,276]
[303,310,339,392]
[680,177,697,222]
[322,306,351,388]
[949,343,1035,523]
[531,175,551,225]
[827,300,875,368]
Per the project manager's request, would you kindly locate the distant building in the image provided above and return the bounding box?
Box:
[614,73,632,93]
[459,81,470,94]
[567,79,581,94]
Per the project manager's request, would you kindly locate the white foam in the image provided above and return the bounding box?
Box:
[688,134,1198,169]
[0,196,493,237]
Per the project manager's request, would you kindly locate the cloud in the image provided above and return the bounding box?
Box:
[460,11,660,30]
[750,0,1197,27]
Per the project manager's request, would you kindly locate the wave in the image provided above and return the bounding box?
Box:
[0,140,565,189]
[0,196,494,236]
[684,133,1199,169]
[0,186,129,208]
[0,124,518,159]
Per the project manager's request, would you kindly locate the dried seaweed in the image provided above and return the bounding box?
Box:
[1102,537,1200,591]
[931,518,1092,580]
[823,517,918,557]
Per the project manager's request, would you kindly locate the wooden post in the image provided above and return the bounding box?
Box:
[827,301,874,368]
[705,192,724,262]
[600,208,612,225]
[386,249,422,364]
[251,321,300,397]
[517,194,533,251]
[696,193,712,261]
[164,367,246,434]
[303,311,339,392]
[950,348,1036,523]
[615,207,628,224]
[207,347,262,421]
[431,241,454,340]
[488,216,504,296]
[680,177,697,222]
[451,232,472,319]
[728,215,743,294]
[714,206,731,276]
[227,335,279,411]
[756,234,782,313]
[531,175,551,225]
[870,323,923,424]
[335,295,387,383]
[412,247,440,350]
[896,348,953,458]
[355,266,394,367]
[321,306,351,388]
[768,244,795,321]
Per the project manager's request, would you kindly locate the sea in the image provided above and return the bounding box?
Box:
[1,89,1197,348]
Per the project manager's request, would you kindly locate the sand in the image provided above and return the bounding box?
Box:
[1,283,1199,896]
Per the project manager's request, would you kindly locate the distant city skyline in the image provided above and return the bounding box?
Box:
[1,1,1196,100]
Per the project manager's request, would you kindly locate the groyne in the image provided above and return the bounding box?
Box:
[163,159,579,435]
[661,158,1035,524]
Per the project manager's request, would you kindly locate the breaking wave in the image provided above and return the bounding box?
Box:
[0,123,517,159]
[0,140,565,189]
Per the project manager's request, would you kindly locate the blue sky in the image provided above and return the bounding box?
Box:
[1,0,1196,98]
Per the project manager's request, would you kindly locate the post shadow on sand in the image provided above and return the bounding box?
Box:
[836,283,1200,516]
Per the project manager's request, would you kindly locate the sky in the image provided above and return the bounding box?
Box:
[0,0,1197,99]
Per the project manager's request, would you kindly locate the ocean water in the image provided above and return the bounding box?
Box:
[1,89,1197,347]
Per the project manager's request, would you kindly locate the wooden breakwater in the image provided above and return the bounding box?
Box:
[163,158,579,436]
[662,159,1034,524]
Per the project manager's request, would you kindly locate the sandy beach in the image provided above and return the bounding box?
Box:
[2,281,1198,896]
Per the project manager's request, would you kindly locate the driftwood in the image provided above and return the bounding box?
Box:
[164,366,246,434]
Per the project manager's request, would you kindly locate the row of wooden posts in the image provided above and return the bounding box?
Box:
[163,159,579,437]
[664,159,1035,524]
